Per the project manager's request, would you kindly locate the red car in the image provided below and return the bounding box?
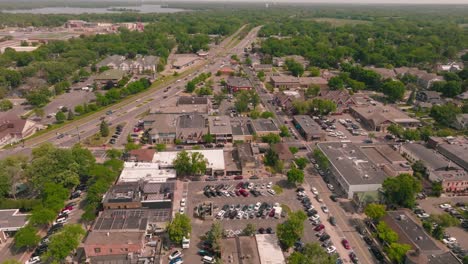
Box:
[239,189,249,197]
[234,175,243,180]
[269,209,275,217]
[236,182,244,189]
[63,206,73,211]
[314,224,325,232]
[235,190,241,196]
[342,239,351,250]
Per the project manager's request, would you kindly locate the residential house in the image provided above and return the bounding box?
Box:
[0,117,40,147]
[253,64,273,72]
[226,76,253,93]
[273,90,303,113]
[94,69,125,86]
[364,67,397,80]
[394,67,444,89]
[416,91,442,104]
[319,90,355,114]
[452,114,468,130]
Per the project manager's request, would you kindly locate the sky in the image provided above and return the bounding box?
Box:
[163,0,468,4]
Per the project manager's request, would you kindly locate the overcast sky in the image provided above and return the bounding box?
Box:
[165,0,468,4]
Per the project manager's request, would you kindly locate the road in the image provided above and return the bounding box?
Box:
[0,25,259,158]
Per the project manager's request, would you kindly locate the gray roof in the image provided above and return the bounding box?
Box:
[386,211,442,252]
[433,137,468,171]
[237,143,256,164]
[250,119,280,133]
[0,209,28,230]
[94,69,125,81]
[93,209,170,231]
[403,143,456,170]
[177,114,206,129]
[208,116,232,135]
[317,142,388,185]
[177,96,208,105]
[293,115,323,136]
[227,76,252,88]
[143,114,177,134]
[231,117,254,136]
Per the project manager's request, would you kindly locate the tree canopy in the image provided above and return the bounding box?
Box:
[277,211,307,249]
[172,150,208,177]
[382,173,422,208]
[167,213,192,244]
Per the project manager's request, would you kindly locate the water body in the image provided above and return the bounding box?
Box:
[2,5,186,14]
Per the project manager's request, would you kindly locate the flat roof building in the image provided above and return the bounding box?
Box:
[250,118,280,137]
[143,114,177,144]
[94,69,125,84]
[221,236,261,264]
[118,162,176,183]
[171,54,199,69]
[292,115,326,141]
[208,116,232,143]
[226,76,253,93]
[270,75,300,90]
[255,234,286,264]
[236,143,257,176]
[177,114,208,144]
[231,117,254,142]
[153,149,225,176]
[428,136,468,171]
[0,209,29,243]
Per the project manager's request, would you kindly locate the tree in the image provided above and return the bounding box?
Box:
[364,203,386,221]
[430,103,461,127]
[67,109,75,120]
[313,149,330,170]
[328,76,344,90]
[173,150,207,177]
[279,125,290,137]
[243,223,256,236]
[257,71,265,81]
[288,243,335,264]
[285,59,304,77]
[55,111,66,123]
[2,260,22,264]
[305,85,320,99]
[186,81,196,93]
[287,168,304,184]
[277,211,307,249]
[432,225,444,240]
[206,222,223,254]
[202,134,214,143]
[431,214,459,227]
[382,80,406,102]
[261,111,274,119]
[0,99,13,111]
[14,225,40,250]
[385,243,411,264]
[294,157,308,170]
[382,173,422,208]
[28,207,56,226]
[289,147,299,155]
[262,133,281,144]
[167,213,192,244]
[308,67,321,77]
[100,120,109,137]
[376,221,399,244]
[387,124,404,138]
[155,143,166,152]
[44,224,85,262]
[431,182,443,197]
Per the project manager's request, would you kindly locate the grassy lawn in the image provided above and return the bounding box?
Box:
[281,204,291,214]
[312,18,371,26]
[82,127,116,147]
[272,185,283,195]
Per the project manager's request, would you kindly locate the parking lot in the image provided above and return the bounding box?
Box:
[322,113,378,143]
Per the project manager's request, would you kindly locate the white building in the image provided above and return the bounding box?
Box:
[153,149,225,176]
[118,162,176,183]
[255,234,286,264]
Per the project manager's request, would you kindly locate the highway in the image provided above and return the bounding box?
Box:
[0,25,260,158]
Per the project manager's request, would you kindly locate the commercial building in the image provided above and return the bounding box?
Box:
[171,54,199,69]
[96,54,159,74]
[399,143,467,194]
[94,69,125,86]
[250,118,280,137]
[428,136,468,171]
[270,75,300,90]
[236,143,258,176]
[317,142,410,199]
[292,115,325,141]
[153,149,225,176]
[350,102,420,132]
[255,234,286,264]
[143,114,177,144]
[230,117,254,142]
[127,149,156,163]
[208,116,233,143]
[118,162,176,183]
[176,114,208,144]
[0,209,29,243]
[0,116,41,147]
[152,96,210,114]
[226,76,253,92]
[221,236,261,264]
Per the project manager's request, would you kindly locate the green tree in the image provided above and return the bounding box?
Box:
[155,143,166,152]
[100,120,109,137]
[2,260,22,264]
[430,103,462,127]
[202,133,214,143]
[432,225,445,240]
[257,70,265,81]
[285,59,304,77]
[313,149,330,170]
[328,76,344,90]
[167,213,192,244]
[305,84,320,99]
[55,111,66,123]
[206,222,223,255]
[279,125,290,137]
[382,80,406,102]
[28,207,56,226]
[261,111,274,119]
[382,173,422,208]
[262,133,281,144]
[0,99,13,111]
[294,157,308,170]
[431,182,443,197]
[277,211,307,249]
[308,67,321,77]
[106,149,122,159]
[67,109,74,120]
[364,203,386,221]
[376,221,399,244]
[264,148,279,167]
[431,214,459,227]
[14,225,40,250]
[287,168,304,184]
[44,224,85,262]
[385,243,411,264]
[288,243,335,264]
[387,124,404,138]
[289,147,299,155]
[173,150,207,177]
[243,223,256,236]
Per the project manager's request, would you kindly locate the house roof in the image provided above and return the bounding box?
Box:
[0,209,29,231]
[94,69,125,81]
[364,67,397,79]
[271,143,294,161]
[270,75,300,84]
[129,149,156,162]
[299,77,328,86]
[0,117,28,140]
[227,76,252,88]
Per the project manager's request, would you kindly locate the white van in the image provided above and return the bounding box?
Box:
[202,256,215,263]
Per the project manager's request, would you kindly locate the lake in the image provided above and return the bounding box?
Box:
[2,5,186,14]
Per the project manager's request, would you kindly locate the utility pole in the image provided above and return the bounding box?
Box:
[76,126,81,143]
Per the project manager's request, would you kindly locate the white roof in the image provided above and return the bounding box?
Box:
[118,162,176,183]
[153,149,225,171]
[255,234,286,264]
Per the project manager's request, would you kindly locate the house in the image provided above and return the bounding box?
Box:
[0,209,29,243]
[0,117,40,147]
[319,90,355,114]
[96,55,159,74]
[271,143,294,168]
[250,118,280,137]
[349,102,420,132]
[253,64,273,72]
[226,76,253,93]
[208,116,232,143]
[176,114,208,144]
[394,67,444,89]
[437,62,463,72]
[452,114,468,130]
[299,77,329,89]
[94,69,125,86]
[317,142,410,199]
[457,91,468,100]
[273,90,303,113]
[416,91,442,104]
[364,67,397,80]
[270,75,300,90]
[292,115,326,141]
[399,143,468,194]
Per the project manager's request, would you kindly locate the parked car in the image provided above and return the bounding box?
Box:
[342,239,351,249]
[25,256,41,264]
[314,224,325,232]
[326,246,336,254]
[169,250,182,260]
[319,234,331,242]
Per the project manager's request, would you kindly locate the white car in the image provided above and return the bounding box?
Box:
[179,207,185,214]
[254,202,261,211]
[267,189,276,195]
[267,182,273,189]
[439,204,452,209]
[327,184,334,191]
[169,250,182,260]
[417,213,430,218]
[443,237,457,244]
[311,187,319,195]
[216,210,225,219]
[321,205,329,213]
[180,198,186,207]
[54,217,67,225]
[25,256,41,264]
[310,214,320,221]
[326,246,337,254]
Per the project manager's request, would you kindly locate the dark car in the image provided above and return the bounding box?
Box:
[349,252,359,263]
[330,195,338,202]
[258,228,265,234]
[363,236,373,245]
[307,210,318,217]
[314,224,325,232]
[370,246,384,261]
[234,175,243,180]
[329,216,337,226]
[266,227,274,234]
[319,234,330,242]
[70,191,81,199]
[296,187,305,192]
